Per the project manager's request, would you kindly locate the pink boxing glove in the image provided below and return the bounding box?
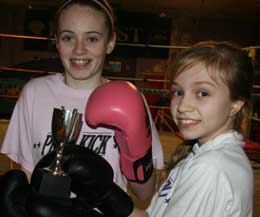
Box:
[85,81,153,183]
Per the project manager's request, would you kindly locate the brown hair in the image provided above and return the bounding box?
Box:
[158,41,254,185]
[55,0,115,39]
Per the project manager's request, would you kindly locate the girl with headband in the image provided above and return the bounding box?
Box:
[1,0,164,202]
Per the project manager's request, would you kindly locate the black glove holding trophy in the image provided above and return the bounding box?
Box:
[31,106,83,198]
[0,107,133,217]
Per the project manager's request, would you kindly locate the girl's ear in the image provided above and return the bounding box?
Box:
[229,100,245,117]
[106,32,116,54]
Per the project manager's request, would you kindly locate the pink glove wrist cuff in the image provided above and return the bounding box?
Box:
[120,147,153,183]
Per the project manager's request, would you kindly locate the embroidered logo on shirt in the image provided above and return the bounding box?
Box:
[159,178,173,198]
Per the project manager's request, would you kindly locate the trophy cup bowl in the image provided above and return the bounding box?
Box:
[33,107,83,198]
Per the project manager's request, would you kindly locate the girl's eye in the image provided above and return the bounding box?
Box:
[87,37,98,43]
[172,89,183,97]
[198,91,209,97]
[61,35,72,42]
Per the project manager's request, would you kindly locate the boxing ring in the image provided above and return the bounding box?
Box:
[1,33,260,217]
[0,33,260,167]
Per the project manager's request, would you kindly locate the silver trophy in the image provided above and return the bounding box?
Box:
[33,106,83,198]
[50,106,83,176]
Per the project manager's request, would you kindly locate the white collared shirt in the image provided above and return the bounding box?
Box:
[147,131,254,217]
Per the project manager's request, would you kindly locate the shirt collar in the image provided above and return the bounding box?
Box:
[192,131,244,155]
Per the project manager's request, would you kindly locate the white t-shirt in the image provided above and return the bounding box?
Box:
[147,131,253,217]
[1,74,164,190]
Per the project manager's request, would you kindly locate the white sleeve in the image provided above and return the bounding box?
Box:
[1,83,35,172]
[142,94,165,169]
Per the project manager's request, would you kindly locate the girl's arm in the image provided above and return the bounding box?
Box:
[128,170,156,200]
[129,208,148,217]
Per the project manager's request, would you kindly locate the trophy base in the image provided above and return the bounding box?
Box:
[32,168,71,198]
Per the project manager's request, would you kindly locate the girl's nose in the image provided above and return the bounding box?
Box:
[73,40,86,55]
[177,96,193,113]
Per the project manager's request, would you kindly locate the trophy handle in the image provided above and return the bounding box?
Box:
[67,112,83,144]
